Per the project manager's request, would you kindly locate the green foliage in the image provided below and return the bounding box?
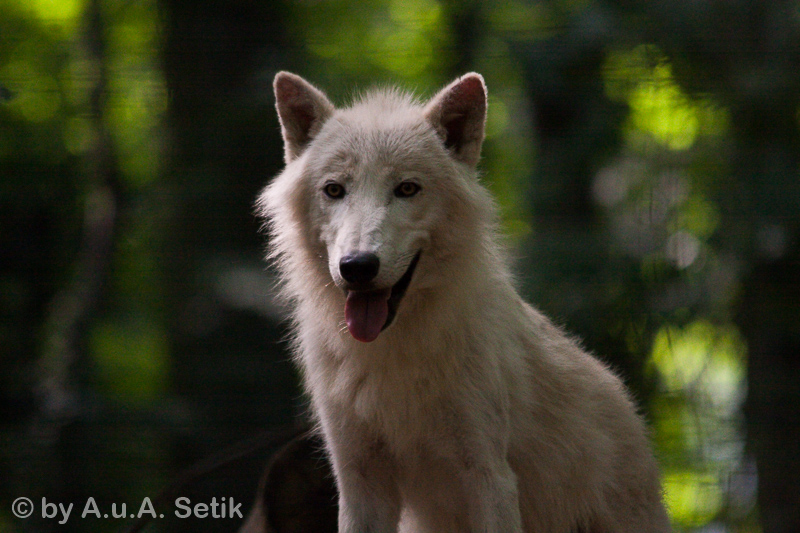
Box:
[89,318,168,406]
[662,470,726,528]
[605,45,730,152]
[3,0,799,531]
[596,43,759,529]
[650,321,746,402]
[105,1,167,190]
[649,321,748,528]
[289,0,451,88]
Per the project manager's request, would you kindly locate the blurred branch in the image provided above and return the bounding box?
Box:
[36,0,121,423]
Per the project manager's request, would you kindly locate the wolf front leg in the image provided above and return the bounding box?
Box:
[323,426,401,533]
[445,398,524,532]
[336,464,400,533]
[457,453,524,532]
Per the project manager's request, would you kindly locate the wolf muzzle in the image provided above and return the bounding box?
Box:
[341,251,420,343]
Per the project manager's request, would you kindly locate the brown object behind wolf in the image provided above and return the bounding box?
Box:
[239,432,338,533]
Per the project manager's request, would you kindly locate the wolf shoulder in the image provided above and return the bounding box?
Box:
[492,294,649,438]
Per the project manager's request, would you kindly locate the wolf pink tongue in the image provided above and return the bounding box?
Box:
[345,290,390,342]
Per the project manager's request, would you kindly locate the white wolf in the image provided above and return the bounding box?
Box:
[257,71,671,532]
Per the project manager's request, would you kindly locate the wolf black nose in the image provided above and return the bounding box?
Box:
[339,252,380,284]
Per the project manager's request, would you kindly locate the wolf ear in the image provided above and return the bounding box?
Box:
[424,73,487,168]
[274,72,335,163]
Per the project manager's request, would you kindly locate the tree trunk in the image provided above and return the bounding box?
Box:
[731,102,800,533]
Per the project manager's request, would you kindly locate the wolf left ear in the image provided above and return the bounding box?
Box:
[274,72,335,163]
[424,73,487,168]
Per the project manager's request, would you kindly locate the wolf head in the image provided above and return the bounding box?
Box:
[259,72,496,343]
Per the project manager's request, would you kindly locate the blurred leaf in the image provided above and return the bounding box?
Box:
[89,318,168,406]
[663,470,724,527]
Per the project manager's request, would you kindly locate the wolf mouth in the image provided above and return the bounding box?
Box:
[344,251,421,342]
[383,250,421,331]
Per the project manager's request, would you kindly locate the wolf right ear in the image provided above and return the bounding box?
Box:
[274,72,335,163]
[424,73,487,168]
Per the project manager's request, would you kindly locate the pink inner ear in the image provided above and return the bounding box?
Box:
[285,103,316,142]
[442,113,468,150]
[273,72,334,161]
[276,79,315,133]
[428,74,487,166]
[451,75,486,109]
[275,76,306,111]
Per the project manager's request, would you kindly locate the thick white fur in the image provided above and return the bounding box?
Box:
[258,72,671,532]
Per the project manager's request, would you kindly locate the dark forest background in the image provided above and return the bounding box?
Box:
[2,0,799,531]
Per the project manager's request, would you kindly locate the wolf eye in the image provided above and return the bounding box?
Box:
[323,183,345,199]
[395,181,421,198]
